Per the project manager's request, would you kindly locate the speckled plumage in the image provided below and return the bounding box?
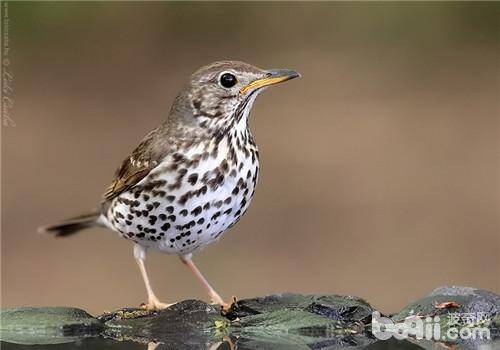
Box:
[104,114,259,255]
[42,61,299,309]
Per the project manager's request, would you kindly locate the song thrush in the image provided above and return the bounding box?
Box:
[40,61,300,310]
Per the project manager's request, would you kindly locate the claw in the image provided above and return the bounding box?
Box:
[147,342,161,350]
[140,296,174,311]
[212,295,237,314]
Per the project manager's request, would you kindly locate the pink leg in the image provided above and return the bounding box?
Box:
[134,244,172,310]
[180,255,226,306]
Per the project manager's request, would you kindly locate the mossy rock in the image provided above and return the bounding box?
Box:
[101,300,228,345]
[229,293,376,349]
[230,293,375,322]
[391,286,499,345]
[0,307,102,345]
[4,289,497,349]
[393,286,499,326]
[0,294,377,348]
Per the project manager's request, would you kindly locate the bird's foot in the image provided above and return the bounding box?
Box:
[147,342,161,350]
[211,295,237,314]
[140,296,173,311]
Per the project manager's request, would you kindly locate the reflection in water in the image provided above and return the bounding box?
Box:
[2,336,499,350]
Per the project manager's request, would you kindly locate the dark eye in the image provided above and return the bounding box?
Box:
[220,73,237,88]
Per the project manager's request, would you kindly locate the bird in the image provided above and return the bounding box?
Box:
[40,61,300,311]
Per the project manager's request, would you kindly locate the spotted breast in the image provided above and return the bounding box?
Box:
[104,125,259,255]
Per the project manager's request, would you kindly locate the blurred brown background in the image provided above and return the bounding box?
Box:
[2,2,499,315]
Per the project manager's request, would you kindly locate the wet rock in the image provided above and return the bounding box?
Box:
[0,307,102,345]
[3,288,497,349]
[393,286,499,326]
[391,286,499,345]
[102,300,228,347]
[229,293,376,349]
[230,293,375,322]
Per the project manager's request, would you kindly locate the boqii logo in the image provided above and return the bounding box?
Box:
[371,311,491,341]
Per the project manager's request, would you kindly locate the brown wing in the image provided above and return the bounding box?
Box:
[102,127,167,203]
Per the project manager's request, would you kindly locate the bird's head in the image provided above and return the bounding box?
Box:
[169,61,300,135]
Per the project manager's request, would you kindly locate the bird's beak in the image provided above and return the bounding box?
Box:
[239,69,301,95]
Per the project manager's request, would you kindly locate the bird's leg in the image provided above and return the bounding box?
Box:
[180,254,232,310]
[134,244,172,311]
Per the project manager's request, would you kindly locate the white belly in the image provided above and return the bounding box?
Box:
[103,137,259,255]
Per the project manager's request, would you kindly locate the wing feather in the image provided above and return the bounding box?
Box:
[102,127,167,203]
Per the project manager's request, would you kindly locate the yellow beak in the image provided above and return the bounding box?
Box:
[239,69,300,95]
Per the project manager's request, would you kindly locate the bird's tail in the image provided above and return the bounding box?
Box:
[38,210,101,237]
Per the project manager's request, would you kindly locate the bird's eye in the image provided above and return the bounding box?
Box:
[220,73,237,88]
